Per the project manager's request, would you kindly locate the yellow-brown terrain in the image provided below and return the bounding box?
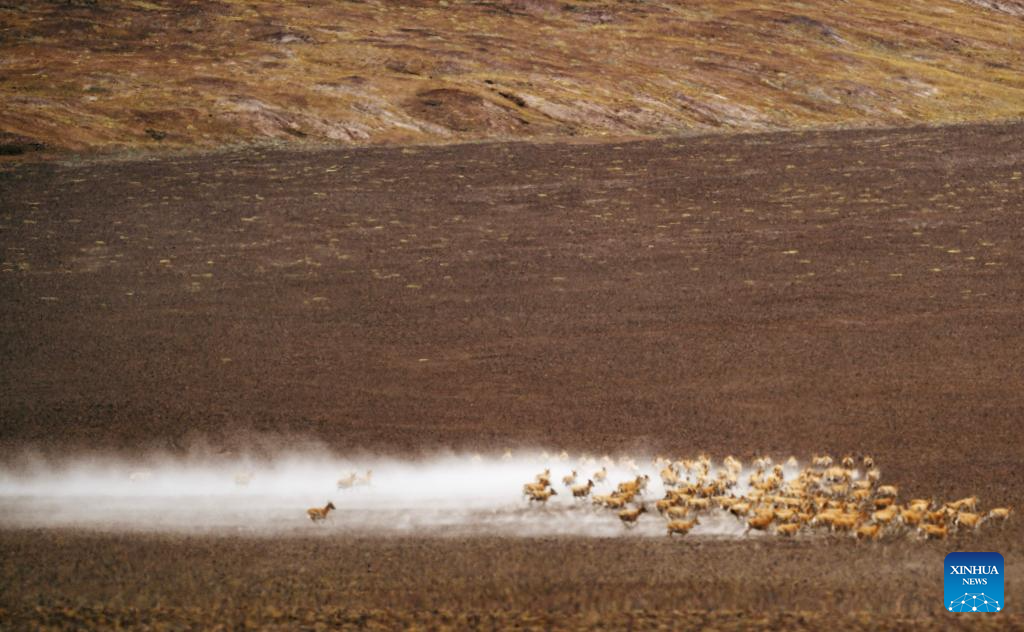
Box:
[1,0,1023,155]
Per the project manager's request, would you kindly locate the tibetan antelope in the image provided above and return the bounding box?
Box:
[776,523,801,537]
[667,517,700,537]
[875,485,898,498]
[665,506,690,520]
[618,505,646,526]
[956,512,982,531]
[523,481,549,496]
[746,512,775,534]
[337,472,358,489]
[920,524,948,540]
[947,496,978,512]
[988,507,1013,522]
[856,524,882,541]
[617,475,649,495]
[307,501,336,523]
[572,480,594,498]
[528,488,557,503]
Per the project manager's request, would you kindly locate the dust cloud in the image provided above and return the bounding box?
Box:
[0,451,803,537]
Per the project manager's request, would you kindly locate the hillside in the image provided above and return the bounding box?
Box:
[1,0,1023,155]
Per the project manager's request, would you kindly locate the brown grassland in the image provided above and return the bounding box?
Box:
[1,120,1023,628]
[1,529,1021,630]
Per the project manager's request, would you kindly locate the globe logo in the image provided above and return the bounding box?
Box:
[948,593,1001,612]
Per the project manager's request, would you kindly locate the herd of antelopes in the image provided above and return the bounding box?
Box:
[122,453,1014,533]
[518,453,1012,539]
[289,451,1013,535]
[122,452,1015,533]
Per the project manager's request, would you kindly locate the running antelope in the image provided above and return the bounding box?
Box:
[572,480,594,498]
[667,517,700,537]
[307,501,336,523]
[618,505,646,526]
[988,507,1013,522]
[528,488,557,503]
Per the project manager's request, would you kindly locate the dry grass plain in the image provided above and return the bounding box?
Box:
[2,0,1024,155]
[1,529,1022,630]
[1,121,1023,628]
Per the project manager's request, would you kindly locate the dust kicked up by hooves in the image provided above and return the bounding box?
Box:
[0,450,1011,538]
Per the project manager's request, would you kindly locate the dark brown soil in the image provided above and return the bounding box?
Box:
[1,122,1022,628]
[1,529,1021,630]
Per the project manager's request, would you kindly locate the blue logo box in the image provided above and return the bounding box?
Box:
[945,552,1004,613]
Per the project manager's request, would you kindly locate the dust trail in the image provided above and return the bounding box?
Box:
[0,452,806,537]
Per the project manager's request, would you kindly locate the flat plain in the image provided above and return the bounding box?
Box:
[1,121,1023,628]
